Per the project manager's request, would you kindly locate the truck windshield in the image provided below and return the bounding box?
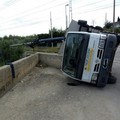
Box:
[62,33,85,78]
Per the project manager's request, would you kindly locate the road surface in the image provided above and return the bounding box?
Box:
[0,47,120,120]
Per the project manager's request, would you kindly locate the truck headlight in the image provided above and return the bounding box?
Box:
[92,73,98,81]
[91,73,98,84]
[98,39,105,49]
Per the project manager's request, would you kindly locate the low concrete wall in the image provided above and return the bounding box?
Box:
[0,65,12,93]
[0,53,39,96]
[0,52,62,96]
[13,53,39,83]
[38,52,62,69]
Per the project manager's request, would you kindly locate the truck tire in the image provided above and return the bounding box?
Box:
[96,80,107,88]
[107,75,117,84]
[97,76,108,88]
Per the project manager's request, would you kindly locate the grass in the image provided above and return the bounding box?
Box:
[25,46,60,53]
[0,46,60,66]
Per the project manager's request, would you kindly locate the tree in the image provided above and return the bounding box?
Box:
[49,27,65,37]
[117,17,120,22]
[115,28,120,33]
[0,40,24,66]
[104,22,113,29]
[94,26,103,31]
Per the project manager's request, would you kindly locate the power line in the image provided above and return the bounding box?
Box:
[1,1,120,32]
[73,0,109,10]
[0,0,112,23]
[1,2,67,25]
[0,17,64,31]
[1,1,115,26]
[73,3,120,15]
[1,4,119,29]
[2,0,115,25]
[0,0,21,12]
[11,0,108,19]
[1,0,64,23]
[5,0,19,6]
[0,1,67,28]
[1,13,51,27]
[0,20,49,31]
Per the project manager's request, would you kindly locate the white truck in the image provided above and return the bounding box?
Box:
[62,20,120,87]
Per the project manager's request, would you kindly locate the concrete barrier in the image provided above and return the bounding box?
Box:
[0,53,39,96]
[13,53,39,83]
[0,52,63,96]
[0,65,12,94]
[38,52,62,69]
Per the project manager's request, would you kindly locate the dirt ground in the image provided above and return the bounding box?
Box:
[0,47,120,120]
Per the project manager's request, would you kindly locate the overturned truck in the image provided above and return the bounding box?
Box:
[62,20,120,87]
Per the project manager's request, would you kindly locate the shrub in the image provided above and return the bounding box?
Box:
[0,40,24,66]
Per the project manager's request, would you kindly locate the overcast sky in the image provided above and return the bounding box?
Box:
[0,0,119,37]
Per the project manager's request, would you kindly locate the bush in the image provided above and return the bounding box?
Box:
[0,40,24,66]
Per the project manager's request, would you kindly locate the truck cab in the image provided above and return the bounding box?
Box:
[62,31,117,87]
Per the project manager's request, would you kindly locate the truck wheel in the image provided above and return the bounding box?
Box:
[97,83,106,88]
[96,79,107,88]
[107,75,117,84]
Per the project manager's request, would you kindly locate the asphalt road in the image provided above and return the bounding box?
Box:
[0,47,120,120]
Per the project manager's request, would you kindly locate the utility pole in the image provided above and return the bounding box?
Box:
[65,4,69,30]
[50,12,53,38]
[113,0,115,33]
[92,20,95,26]
[69,0,72,24]
[105,12,107,24]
